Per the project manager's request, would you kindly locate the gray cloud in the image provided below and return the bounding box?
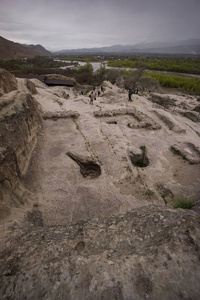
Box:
[0,0,200,50]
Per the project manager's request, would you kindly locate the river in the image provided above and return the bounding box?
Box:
[57,59,200,79]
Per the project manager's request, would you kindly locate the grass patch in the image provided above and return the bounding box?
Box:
[172,195,195,209]
[146,72,200,95]
[140,145,146,152]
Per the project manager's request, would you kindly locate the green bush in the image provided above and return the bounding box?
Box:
[172,195,195,209]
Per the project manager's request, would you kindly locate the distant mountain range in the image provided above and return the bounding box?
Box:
[55,39,200,55]
[0,36,51,59]
[1,36,200,59]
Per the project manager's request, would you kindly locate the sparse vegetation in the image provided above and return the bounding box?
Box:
[172,195,195,209]
[140,145,146,152]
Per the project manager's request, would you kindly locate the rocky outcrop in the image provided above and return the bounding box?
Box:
[42,110,80,120]
[46,74,77,85]
[94,107,161,130]
[153,110,186,133]
[26,79,38,95]
[66,152,101,179]
[183,111,200,122]
[170,142,200,164]
[0,91,42,218]
[0,68,18,96]
[150,93,177,109]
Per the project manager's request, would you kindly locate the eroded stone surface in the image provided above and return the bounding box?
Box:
[67,152,101,179]
[0,68,17,96]
[0,91,42,218]
[94,108,161,130]
[170,142,200,164]
[43,110,80,120]
[0,206,200,300]
[0,70,200,299]
[150,93,177,108]
[153,110,186,133]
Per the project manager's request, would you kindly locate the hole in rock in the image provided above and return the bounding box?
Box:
[130,151,149,168]
[106,120,118,124]
[75,241,85,253]
[66,152,101,179]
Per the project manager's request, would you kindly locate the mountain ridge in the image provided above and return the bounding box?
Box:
[0,36,51,59]
[55,39,200,55]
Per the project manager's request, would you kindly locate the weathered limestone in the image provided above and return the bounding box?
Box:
[0,206,200,300]
[170,142,200,164]
[94,107,161,130]
[0,68,18,96]
[42,110,80,120]
[26,79,38,95]
[46,74,77,85]
[129,146,150,167]
[0,91,42,218]
[67,152,101,179]
[0,72,200,299]
[153,110,186,133]
[150,93,177,108]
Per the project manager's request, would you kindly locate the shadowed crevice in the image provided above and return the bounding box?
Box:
[66,152,101,179]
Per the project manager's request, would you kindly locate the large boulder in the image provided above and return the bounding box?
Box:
[150,93,177,108]
[0,68,18,96]
[46,74,77,85]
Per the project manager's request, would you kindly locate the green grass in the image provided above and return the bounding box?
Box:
[172,195,195,209]
[140,145,146,152]
[107,58,200,74]
[146,72,200,94]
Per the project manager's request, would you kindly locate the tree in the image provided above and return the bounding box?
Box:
[123,62,147,89]
[75,63,94,85]
[95,62,107,84]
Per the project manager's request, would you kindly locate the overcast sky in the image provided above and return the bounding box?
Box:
[0,0,200,51]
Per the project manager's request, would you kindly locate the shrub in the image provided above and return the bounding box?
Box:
[172,195,195,209]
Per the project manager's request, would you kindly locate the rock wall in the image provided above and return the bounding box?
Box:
[0,90,42,219]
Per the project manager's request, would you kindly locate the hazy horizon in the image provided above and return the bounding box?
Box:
[0,0,200,51]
